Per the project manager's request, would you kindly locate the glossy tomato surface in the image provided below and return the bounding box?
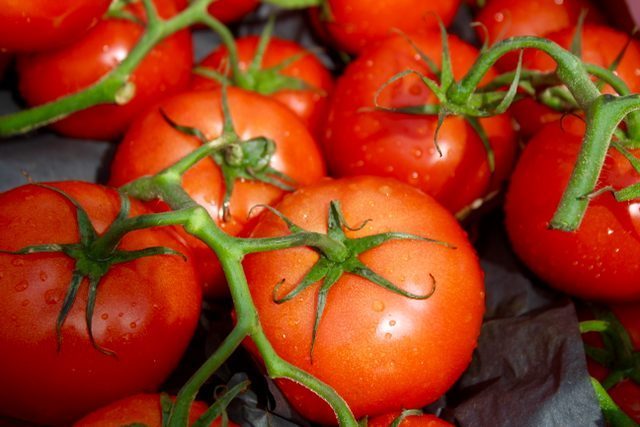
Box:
[0,182,201,425]
[192,35,334,138]
[512,24,640,139]
[109,88,326,297]
[16,0,193,141]
[475,0,602,71]
[207,0,259,23]
[368,411,453,427]
[505,117,640,301]
[244,176,485,423]
[323,32,517,214]
[311,0,462,54]
[0,0,111,52]
[73,393,234,427]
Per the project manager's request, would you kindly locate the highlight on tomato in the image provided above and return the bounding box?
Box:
[16,0,193,141]
[244,176,485,423]
[0,182,202,425]
[109,87,326,298]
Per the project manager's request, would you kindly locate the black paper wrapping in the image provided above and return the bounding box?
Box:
[0,5,607,426]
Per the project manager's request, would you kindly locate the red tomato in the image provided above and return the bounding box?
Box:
[0,0,111,52]
[323,32,517,214]
[0,182,201,425]
[207,0,258,23]
[368,411,453,427]
[192,36,334,138]
[475,0,602,71]
[73,393,235,427]
[244,176,485,424]
[512,24,640,139]
[109,88,326,298]
[505,117,640,301]
[310,0,462,55]
[16,0,193,141]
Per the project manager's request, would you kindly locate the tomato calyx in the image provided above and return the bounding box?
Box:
[264,200,454,359]
[159,88,296,220]
[194,17,319,97]
[1,185,183,356]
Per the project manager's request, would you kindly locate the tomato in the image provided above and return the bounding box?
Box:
[323,32,517,214]
[512,24,640,139]
[72,393,235,427]
[191,35,334,138]
[16,0,193,141]
[475,0,602,71]
[0,182,201,425]
[310,0,462,55]
[505,117,640,301]
[244,176,485,424]
[368,411,453,427]
[109,88,326,298]
[207,0,259,23]
[0,0,111,52]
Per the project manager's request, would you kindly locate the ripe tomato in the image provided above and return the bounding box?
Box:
[368,411,453,427]
[310,0,462,55]
[0,0,111,52]
[512,24,640,139]
[505,117,640,301]
[73,393,235,426]
[323,32,517,214]
[192,36,334,138]
[0,182,201,425]
[244,176,485,423]
[109,88,326,298]
[474,0,602,71]
[207,0,258,23]
[16,0,193,141]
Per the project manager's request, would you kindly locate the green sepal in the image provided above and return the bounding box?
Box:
[585,344,613,367]
[105,0,144,25]
[373,70,445,112]
[569,9,588,57]
[110,246,185,264]
[159,109,209,143]
[393,29,440,75]
[261,0,323,8]
[602,370,628,390]
[433,109,447,157]
[391,409,424,427]
[192,67,232,86]
[56,271,84,352]
[465,115,495,173]
[310,267,342,360]
[160,392,173,427]
[38,184,97,246]
[348,231,455,254]
[248,15,276,74]
[346,260,436,300]
[273,257,334,303]
[436,17,454,91]
[85,276,116,356]
[0,244,65,255]
[192,380,250,427]
[596,32,634,92]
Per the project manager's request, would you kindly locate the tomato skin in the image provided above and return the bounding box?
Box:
[109,88,326,298]
[72,393,235,427]
[512,24,640,139]
[323,32,517,214]
[0,182,201,425]
[0,0,111,52]
[368,411,453,427]
[207,0,259,23]
[192,36,334,139]
[505,117,640,301]
[244,176,485,424]
[475,0,602,71]
[311,0,461,55]
[16,0,193,141]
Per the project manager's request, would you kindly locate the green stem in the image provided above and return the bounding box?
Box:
[237,233,349,261]
[449,36,601,112]
[550,95,640,231]
[590,377,638,427]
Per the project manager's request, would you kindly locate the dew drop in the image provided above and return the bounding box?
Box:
[14,280,28,292]
[101,313,109,320]
[378,185,392,196]
[389,320,396,327]
[384,333,392,339]
[44,289,61,305]
[39,271,48,282]
[494,12,504,23]
[372,300,385,312]
[606,228,614,236]
[129,322,137,329]
[413,148,423,158]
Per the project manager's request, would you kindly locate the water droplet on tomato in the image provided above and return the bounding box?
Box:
[14,280,28,292]
[389,320,396,327]
[384,165,394,173]
[378,185,392,196]
[39,271,48,282]
[130,322,137,329]
[11,259,24,267]
[44,289,61,305]
[413,148,423,158]
[494,12,504,23]
[372,300,385,312]
[384,333,392,339]
[101,313,109,320]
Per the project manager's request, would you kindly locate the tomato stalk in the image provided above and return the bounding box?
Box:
[0,0,244,137]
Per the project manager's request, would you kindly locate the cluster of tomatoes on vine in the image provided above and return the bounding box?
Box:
[0,0,639,425]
